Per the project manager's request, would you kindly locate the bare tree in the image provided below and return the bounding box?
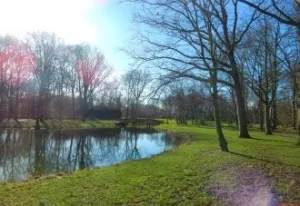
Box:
[96,78,122,109]
[122,0,259,138]
[55,44,70,120]
[238,0,300,28]
[26,32,61,129]
[243,18,283,134]
[122,69,151,119]
[277,31,300,129]
[76,45,112,118]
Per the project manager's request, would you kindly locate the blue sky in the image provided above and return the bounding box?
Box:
[89,1,133,75]
[0,0,133,76]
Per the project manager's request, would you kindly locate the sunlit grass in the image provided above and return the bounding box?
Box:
[0,121,299,205]
[0,119,118,129]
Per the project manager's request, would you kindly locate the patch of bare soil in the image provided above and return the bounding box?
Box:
[208,163,293,206]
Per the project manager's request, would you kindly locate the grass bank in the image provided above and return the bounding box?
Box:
[0,122,299,205]
[0,119,117,129]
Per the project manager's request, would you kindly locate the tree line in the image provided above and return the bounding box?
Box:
[0,32,114,128]
[0,32,160,126]
[122,0,300,151]
[1,0,300,151]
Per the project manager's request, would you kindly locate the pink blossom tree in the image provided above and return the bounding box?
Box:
[0,41,36,119]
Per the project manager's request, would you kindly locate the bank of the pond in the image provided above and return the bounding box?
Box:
[0,123,300,205]
[0,119,117,129]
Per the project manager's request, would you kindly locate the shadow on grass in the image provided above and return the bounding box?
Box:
[229,151,300,168]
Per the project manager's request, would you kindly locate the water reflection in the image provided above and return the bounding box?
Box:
[0,128,180,182]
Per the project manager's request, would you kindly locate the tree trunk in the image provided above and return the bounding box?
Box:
[35,90,42,130]
[234,80,251,138]
[35,118,40,130]
[14,88,20,120]
[126,105,129,119]
[58,88,62,121]
[293,87,297,130]
[230,89,238,126]
[259,99,264,131]
[83,86,88,118]
[265,103,272,135]
[228,52,251,138]
[71,87,75,120]
[30,94,35,119]
[272,100,278,130]
[8,85,13,119]
[211,71,228,152]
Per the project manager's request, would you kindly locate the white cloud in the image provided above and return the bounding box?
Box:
[0,0,100,44]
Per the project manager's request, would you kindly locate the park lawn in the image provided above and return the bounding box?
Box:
[0,122,299,206]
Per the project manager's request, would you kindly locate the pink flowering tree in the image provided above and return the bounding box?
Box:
[0,41,36,119]
[76,50,112,117]
[0,44,10,120]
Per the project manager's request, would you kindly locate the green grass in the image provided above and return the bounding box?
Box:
[0,119,118,129]
[0,121,299,205]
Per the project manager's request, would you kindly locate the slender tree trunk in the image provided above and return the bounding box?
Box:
[265,103,272,135]
[272,100,278,130]
[14,88,20,120]
[293,87,297,130]
[35,88,43,130]
[8,85,13,119]
[131,103,134,119]
[230,89,238,126]
[71,87,75,120]
[59,91,62,121]
[126,105,129,119]
[58,83,63,121]
[211,71,228,152]
[259,99,264,131]
[35,116,40,130]
[83,86,88,118]
[30,94,35,119]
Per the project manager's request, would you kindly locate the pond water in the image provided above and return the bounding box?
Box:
[0,128,180,182]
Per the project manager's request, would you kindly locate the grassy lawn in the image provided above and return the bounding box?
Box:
[0,122,299,205]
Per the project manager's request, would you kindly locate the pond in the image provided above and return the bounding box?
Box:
[0,128,180,182]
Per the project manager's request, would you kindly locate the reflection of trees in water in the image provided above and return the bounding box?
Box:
[34,130,47,176]
[0,128,179,182]
[0,129,34,181]
[123,130,141,161]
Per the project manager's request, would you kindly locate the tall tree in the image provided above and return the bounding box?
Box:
[76,45,112,117]
[243,18,282,134]
[122,69,151,119]
[123,0,258,138]
[26,32,61,129]
[1,41,36,119]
